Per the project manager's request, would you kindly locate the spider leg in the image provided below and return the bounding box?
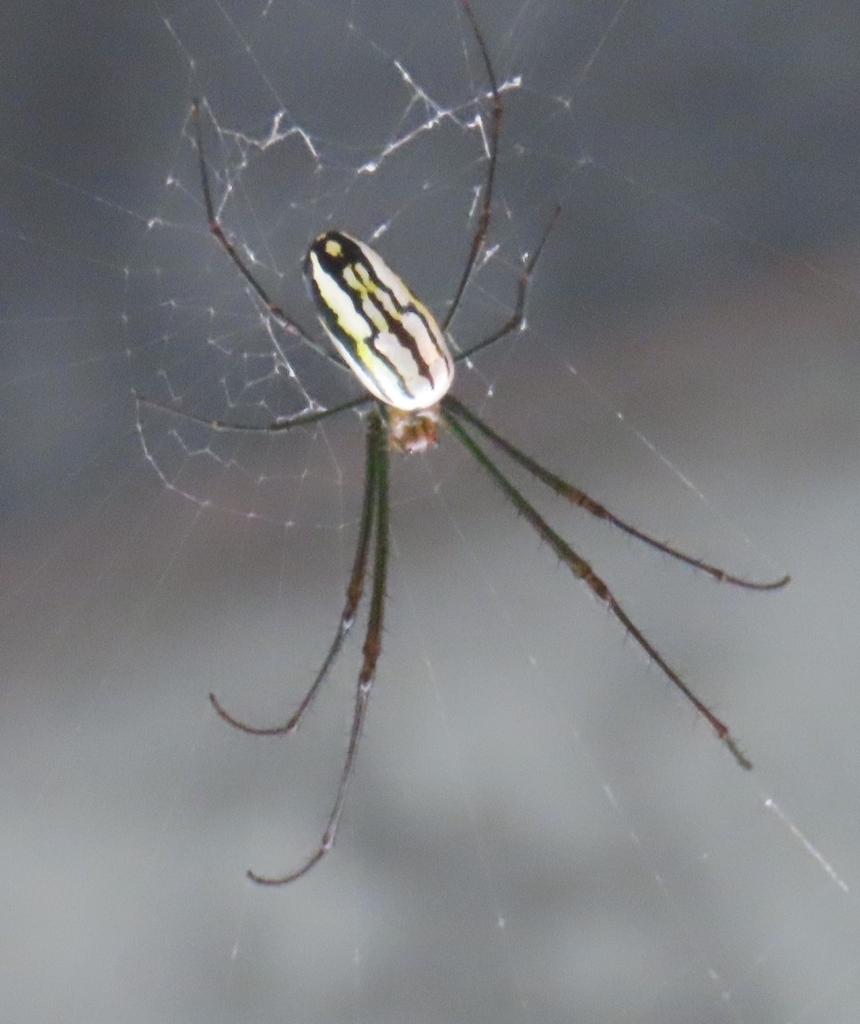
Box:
[133,390,369,434]
[191,101,346,375]
[209,404,381,736]
[441,0,503,333]
[441,1,559,354]
[442,401,755,770]
[453,206,560,364]
[444,395,790,591]
[249,407,390,884]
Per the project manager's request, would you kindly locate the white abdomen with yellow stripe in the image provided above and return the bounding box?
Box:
[304,231,454,451]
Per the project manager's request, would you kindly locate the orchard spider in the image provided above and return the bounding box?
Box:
[138,0,789,885]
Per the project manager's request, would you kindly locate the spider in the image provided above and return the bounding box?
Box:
[139,0,789,885]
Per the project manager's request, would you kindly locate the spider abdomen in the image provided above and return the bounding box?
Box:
[304,231,455,413]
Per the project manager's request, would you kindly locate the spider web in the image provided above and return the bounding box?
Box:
[2,0,860,1022]
[127,0,540,528]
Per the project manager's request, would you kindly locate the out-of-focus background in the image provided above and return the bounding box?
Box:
[2,1,859,1021]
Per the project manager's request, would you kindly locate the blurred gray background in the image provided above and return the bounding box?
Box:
[2,1,860,1022]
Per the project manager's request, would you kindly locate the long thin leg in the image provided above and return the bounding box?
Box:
[454,206,559,364]
[444,395,790,591]
[249,408,390,885]
[442,402,755,770]
[191,101,346,375]
[209,406,381,735]
[442,0,503,333]
[133,390,369,434]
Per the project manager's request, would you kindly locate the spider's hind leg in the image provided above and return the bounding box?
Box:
[208,405,381,737]
[247,408,391,884]
[442,398,762,771]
